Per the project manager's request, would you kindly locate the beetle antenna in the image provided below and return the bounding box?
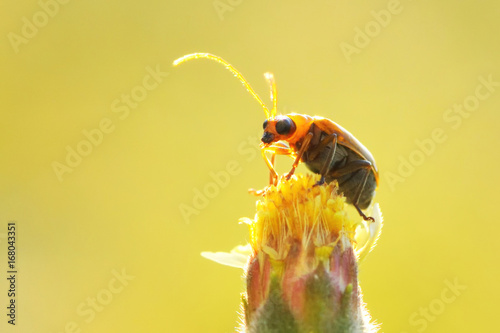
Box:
[264,72,277,118]
[173,53,271,119]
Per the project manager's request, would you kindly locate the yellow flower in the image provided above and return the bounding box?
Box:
[202,174,382,333]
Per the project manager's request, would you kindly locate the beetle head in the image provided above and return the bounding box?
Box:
[262,113,315,146]
[261,116,297,144]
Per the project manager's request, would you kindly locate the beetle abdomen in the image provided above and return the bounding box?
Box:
[332,170,376,209]
[304,141,376,209]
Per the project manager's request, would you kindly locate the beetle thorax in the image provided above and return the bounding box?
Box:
[285,114,314,145]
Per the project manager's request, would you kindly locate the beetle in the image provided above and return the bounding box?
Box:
[173,53,379,221]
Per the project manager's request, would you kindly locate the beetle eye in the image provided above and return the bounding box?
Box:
[275,117,293,135]
[262,119,268,130]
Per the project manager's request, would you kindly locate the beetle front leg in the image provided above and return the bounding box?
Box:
[261,149,279,185]
[285,131,313,180]
[261,144,296,185]
[269,152,276,185]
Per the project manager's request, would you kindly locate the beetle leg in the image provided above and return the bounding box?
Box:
[285,131,313,180]
[315,133,338,185]
[329,160,375,222]
[269,151,276,185]
[262,144,296,185]
[353,168,374,222]
[261,149,279,184]
[329,159,372,178]
[262,145,294,156]
[308,132,338,161]
[354,202,374,222]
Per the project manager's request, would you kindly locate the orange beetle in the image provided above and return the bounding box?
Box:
[173,53,379,221]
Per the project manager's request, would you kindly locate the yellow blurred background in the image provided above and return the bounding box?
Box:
[1,1,499,332]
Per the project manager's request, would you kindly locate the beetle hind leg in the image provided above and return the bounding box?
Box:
[352,167,375,222]
[313,133,338,187]
[315,176,326,186]
[354,203,375,222]
[329,160,375,222]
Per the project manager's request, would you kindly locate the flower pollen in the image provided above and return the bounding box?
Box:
[249,174,359,259]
